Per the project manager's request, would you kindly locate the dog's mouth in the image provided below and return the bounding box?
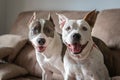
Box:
[36,46,46,52]
[66,41,88,54]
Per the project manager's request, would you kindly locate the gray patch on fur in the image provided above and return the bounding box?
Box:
[43,20,55,38]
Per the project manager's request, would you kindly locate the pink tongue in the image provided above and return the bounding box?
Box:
[37,46,45,52]
[70,44,81,53]
[37,46,43,50]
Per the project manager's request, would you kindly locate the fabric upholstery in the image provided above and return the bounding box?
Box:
[92,9,120,49]
[0,63,28,80]
[0,47,12,59]
[0,34,27,62]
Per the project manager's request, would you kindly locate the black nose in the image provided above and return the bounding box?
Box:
[72,33,81,41]
[37,38,46,45]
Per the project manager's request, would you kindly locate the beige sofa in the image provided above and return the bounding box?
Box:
[0,8,120,80]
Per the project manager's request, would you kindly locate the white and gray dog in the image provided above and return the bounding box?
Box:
[28,12,65,80]
[57,10,110,80]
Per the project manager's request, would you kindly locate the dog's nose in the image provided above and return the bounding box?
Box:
[37,38,46,45]
[73,33,81,41]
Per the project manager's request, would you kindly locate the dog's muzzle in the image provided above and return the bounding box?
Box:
[66,33,88,54]
[35,38,46,52]
[66,41,88,54]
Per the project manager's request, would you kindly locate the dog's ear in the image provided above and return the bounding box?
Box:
[27,12,37,27]
[56,13,68,29]
[83,10,98,28]
[33,12,37,20]
[48,13,55,26]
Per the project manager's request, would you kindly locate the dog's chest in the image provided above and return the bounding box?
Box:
[65,48,105,79]
[36,51,62,73]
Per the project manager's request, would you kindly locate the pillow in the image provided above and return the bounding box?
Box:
[0,63,28,80]
[0,34,27,62]
[92,9,120,49]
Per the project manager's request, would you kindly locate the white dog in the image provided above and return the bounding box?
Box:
[57,10,110,80]
[28,12,65,80]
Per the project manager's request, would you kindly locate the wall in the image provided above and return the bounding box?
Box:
[0,0,6,34]
[3,0,120,34]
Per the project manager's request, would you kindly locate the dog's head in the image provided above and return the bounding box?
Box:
[57,10,97,55]
[28,12,55,52]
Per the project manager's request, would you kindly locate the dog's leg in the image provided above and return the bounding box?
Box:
[40,65,53,80]
[42,70,53,80]
[64,73,75,80]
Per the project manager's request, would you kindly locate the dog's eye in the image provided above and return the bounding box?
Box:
[66,26,71,31]
[45,28,51,33]
[32,27,40,34]
[82,26,87,31]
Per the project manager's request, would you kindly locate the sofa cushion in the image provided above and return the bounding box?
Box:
[0,63,28,80]
[92,9,120,49]
[0,34,27,62]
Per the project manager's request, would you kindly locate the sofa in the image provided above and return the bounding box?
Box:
[0,8,120,80]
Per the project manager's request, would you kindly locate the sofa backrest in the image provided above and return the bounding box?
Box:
[92,9,120,50]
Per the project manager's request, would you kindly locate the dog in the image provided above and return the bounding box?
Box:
[28,12,65,80]
[57,10,110,80]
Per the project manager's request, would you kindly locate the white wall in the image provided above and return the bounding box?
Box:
[0,0,6,34]
[3,0,120,34]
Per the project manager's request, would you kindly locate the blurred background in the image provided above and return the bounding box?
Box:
[0,0,120,34]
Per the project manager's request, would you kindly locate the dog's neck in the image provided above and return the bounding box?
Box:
[36,32,62,59]
[67,37,94,61]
